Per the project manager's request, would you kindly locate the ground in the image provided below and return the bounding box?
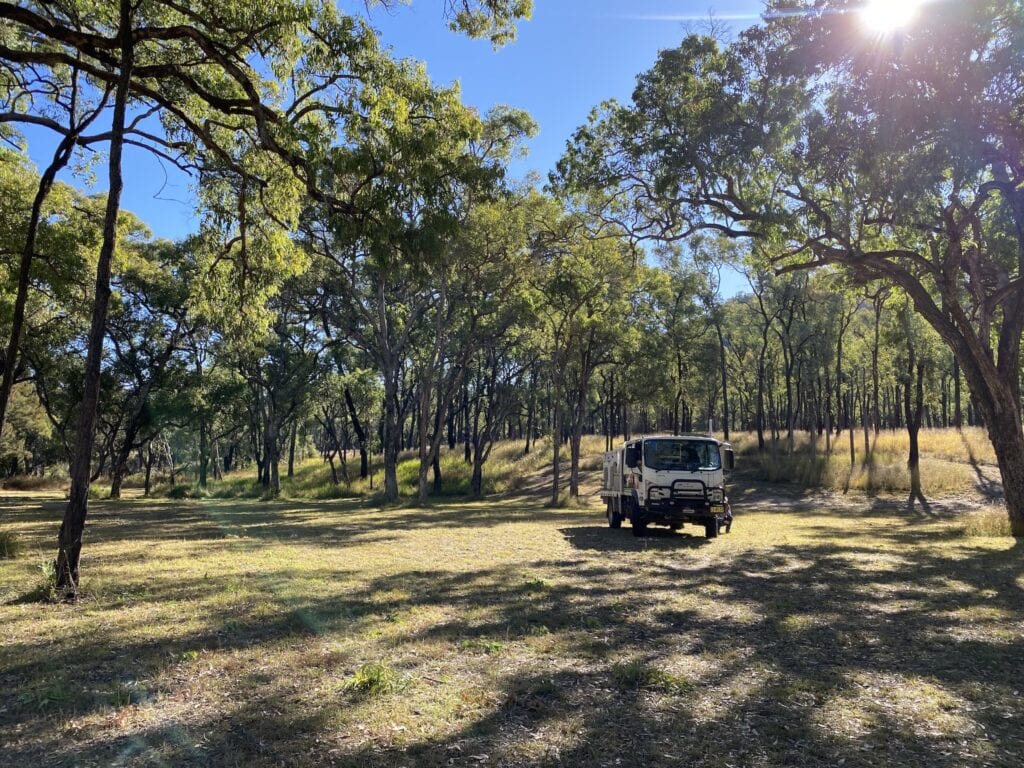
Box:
[1,459,1023,767]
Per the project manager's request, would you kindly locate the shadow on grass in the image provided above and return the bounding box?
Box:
[2,494,1023,767]
[560,524,712,552]
[961,431,1004,502]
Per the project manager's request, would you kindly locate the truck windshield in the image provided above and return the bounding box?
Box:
[644,440,721,471]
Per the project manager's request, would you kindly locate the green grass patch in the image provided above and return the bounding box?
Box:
[341,662,405,697]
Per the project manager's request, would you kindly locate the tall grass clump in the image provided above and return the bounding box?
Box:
[962,505,1014,538]
[0,529,23,559]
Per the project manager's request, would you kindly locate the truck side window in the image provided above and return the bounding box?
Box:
[625,444,640,468]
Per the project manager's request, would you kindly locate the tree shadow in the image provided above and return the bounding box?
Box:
[960,431,1004,501]
[560,524,712,552]
[3,494,1024,767]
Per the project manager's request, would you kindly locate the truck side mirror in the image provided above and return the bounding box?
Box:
[624,445,640,469]
[723,448,735,471]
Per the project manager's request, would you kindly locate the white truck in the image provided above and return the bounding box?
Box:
[599,435,734,538]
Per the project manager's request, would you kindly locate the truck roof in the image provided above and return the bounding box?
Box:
[634,434,722,442]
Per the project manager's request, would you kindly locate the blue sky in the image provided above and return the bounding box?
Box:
[22,0,765,287]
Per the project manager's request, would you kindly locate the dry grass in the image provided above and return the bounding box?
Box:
[1,480,1022,768]
[963,505,1015,538]
[726,427,995,497]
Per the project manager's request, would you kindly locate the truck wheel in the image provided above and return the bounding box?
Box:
[632,520,647,537]
[607,503,622,529]
[704,519,720,539]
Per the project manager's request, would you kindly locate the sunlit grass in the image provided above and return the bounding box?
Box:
[725,427,993,495]
[1,484,1021,767]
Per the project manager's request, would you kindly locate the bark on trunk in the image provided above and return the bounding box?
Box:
[55,1,133,595]
[343,386,369,479]
[143,445,155,497]
[382,374,400,502]
[906,359,926,508]
[550,398,562,506]
[287,421,297,478]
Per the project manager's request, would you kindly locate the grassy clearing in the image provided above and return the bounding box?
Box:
[1,482,1022,767]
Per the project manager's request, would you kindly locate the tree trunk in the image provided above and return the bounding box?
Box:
[143,445,155,496]
[953,357,962,430]
[569,421,582,499]
[716,321,730,439]
[906,358,926,507]
[198,418,209,489]
[343,386,369,479]
[550,398,562,506]
[382,373,400,502]
[287,421,297,478]
[432,451,443,494]
[524,364,536,455]
[417,376,432,505]
[989,423,1024,535]
[55,4,133,595]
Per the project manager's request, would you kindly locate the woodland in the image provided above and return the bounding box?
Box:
[1,0,1023,603]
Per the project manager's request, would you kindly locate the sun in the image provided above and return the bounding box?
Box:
[861,0,922,33]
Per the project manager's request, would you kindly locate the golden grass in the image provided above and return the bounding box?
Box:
[1,487,1021,767]
[727,427,994,496]
[962,505,1015,538]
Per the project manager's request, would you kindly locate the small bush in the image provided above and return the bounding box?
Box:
[2,474,64,492]
[164,484,210,500]
[341,662,403,697]
[0,529,23,558]
[962,506,1014,538]
[38,559,58,602]
[167,484,192,499]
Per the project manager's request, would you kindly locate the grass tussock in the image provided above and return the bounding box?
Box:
[610,660,695,694]
[341,662,405,697]
[0,529,22,558]
[962,505,1014,538]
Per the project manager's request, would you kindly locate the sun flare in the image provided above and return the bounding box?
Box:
[861,0,922,33]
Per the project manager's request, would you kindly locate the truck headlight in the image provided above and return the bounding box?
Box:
[710,488,724,503]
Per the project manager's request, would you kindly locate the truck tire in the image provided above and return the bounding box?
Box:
[607,502,622,529]
[632,519,647,537]
[704,519,720,539]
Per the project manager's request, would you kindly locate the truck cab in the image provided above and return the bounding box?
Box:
[600,435,734,538]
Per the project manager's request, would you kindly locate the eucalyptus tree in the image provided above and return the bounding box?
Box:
[305,100,534,503]
[104,240,188,498]
[532,206,637,502]
[559,2,1024,533]
[0,0,532,589]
